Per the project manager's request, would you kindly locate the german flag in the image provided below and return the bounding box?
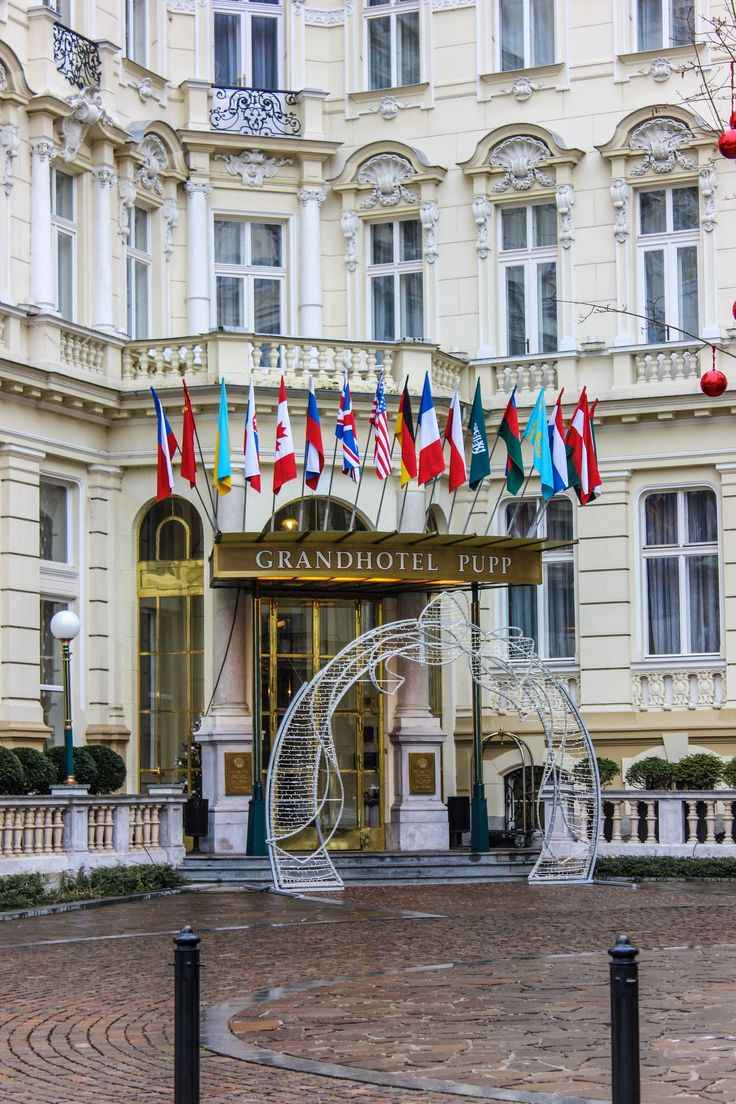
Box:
[394,381,417,487]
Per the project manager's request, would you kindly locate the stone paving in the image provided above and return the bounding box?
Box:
[0,880,736,1102]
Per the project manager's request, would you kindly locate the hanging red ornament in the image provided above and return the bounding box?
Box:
[732,300,736,321]
[730,110,736,129]
[701,368,727,396]
[718,128,736,158]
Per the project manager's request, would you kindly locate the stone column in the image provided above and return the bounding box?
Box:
[0,444,49,746]
[185,178,212,334]
[29,137,57,312]
[386,591,449,850]
[91,162,117,333]
[0,123,19,304]
[298,186,326,338]
[609,173,635,347]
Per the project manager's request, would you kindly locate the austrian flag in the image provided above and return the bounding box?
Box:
[566,388,601,505]
[273,376,297,494]
[444,382,467,492]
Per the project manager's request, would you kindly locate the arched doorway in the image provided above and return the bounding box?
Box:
[137,497,204,792]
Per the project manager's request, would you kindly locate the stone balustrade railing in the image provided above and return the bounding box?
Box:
[0,790,184,875]
[493,358,558,396]
[634,345,701,385]
[598,789,736,856]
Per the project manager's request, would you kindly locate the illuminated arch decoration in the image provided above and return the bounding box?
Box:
[265,590,600,891]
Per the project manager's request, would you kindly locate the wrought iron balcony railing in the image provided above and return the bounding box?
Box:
[53,22,101,90]
[210,86,301,137]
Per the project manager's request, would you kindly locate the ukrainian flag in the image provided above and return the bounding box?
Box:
[214,379,231,495]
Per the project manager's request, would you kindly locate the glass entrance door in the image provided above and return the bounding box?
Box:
[260,597,384,849]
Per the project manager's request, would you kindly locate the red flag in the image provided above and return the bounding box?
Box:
[181,380,197,489]
[273,376,297,495]
[444,383,467,493]
[566,388,601,505]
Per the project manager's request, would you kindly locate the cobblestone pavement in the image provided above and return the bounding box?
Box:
[1,880,736,1103]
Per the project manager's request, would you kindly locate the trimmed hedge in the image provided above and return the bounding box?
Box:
[672,753,724,790]
[0,864,184,912]
[596,757,619,787]
[86,745,126,795]
[44,746,98,789]
[0,747,26,795]
[625,756,674,790]
[596,856,736,880]
[13,748,57,795]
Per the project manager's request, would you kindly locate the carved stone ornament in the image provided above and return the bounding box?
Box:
[699,165,717,232]
[511,77,533,102]
[341,210,358,272]
[30,137,57,164]
[118,176,136,242]
[60,87,108,162]
[648,56,672,82]
[135,134,168,195]
[432,0,476,7]
[91,164,117,190]
[0,62,7,92]
[610,178,629,243]
[420,199,439,263]
[136,77,156,102]
[298,186,327,206]
[378,95,402,120]
[215,149,292,188]
[162,198,179,261]
[184,179,212,198]
[472,194,491,259]
[304,7,344,24]
[357,153,420,209]
[555,183,574,249]
[489,136,555,193]
[166,0,195,11]
[0,124,19,196]
[629,117,696,176]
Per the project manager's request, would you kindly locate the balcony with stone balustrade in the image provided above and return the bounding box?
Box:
[598,789,736,856]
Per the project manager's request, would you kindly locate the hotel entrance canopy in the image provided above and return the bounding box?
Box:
[211,531,570,591]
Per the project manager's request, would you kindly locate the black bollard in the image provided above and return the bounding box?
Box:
[608,934,640,1104]
[174,924,201,1104]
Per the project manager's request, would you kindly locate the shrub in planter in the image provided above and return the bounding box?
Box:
[672,752,724,790]
[625,756,674,790]
[0,747,26,795]
[12,747,57,795]
[44,745,98,789]
[86,745,126,794]
[596,757,619,787]
[723,758,736,789]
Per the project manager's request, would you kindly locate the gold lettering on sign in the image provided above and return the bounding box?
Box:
[224,752,252,796]
[408,752,436,796]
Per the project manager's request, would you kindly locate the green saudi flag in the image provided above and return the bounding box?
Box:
[468,380,490,490]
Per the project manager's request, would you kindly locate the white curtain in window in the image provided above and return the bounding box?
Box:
[546,560,575,659]
[397,12,420,85]
[214,13,239,85]
[369,17,392,89]
[637,0,662,50]
[688,555,720,653]
[647,556,680,654]
[252,15,278,89]
[531,0,554,65]
[509,585,538,650]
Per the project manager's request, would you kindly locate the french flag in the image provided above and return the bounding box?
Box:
[150,387,178,502]
[417,371,445,486]
[304,376,325,490]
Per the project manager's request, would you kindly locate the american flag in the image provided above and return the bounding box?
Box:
[371,373,393,481]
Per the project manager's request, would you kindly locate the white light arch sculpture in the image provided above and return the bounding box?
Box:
[265,591,600,891]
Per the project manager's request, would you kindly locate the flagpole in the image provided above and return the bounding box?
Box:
[193,484,217,534]
[297,459,307,531]
[192,417,218,525]
[484,482,507,536]
[447,489,459,532]
[322,439,339,531]
[398,483,410,531]
[526,498,549,538]
[374,435,398,530]
[241,479,248,532]
[269,490,277,532]
[463,435,501,537]
[506,465,535,534]
[349,420,373,531]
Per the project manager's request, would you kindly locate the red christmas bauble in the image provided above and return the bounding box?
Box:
[719,128,736,158]
[732,299,736,321]
[730,110,736,129]
[700,368,728,397]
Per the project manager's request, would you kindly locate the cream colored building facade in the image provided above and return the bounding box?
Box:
[1,0,735,848]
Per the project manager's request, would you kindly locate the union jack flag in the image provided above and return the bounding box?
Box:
[335,371,361,482]
[370,373,392,481]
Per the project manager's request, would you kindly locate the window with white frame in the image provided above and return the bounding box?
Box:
[636,0,693,51]
[40,481,69,563]
[126,0,147,66]
[51,169,75,322]
[40,597,68,747]
[499,203,557,356]
[499,0,555,71]
[642,487,720,657]
[126,206,151,340]
[505,497,575,660]
[214,0,280,89]
[214,219,284,332]
[638,185,699,344]
[366,0,420,90]
[368,219,424,341]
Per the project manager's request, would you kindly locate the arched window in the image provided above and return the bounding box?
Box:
[271,497,369,532]
[137,498,204,792]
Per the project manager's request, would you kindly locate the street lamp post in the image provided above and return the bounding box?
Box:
[49,610,81,784]
[470,583,490,852]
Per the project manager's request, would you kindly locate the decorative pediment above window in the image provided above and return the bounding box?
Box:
[629,118,697,176]
[459,125,583,192]
[489,136,554,193]
[330,140,446,211]
[135,135,168,195]
[0,41,34,104]
[123,123,187,205]
[357,154,419,208]
[597,107,712,178]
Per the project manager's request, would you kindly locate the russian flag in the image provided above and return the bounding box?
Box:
[304,376,324,490]
[417,371,445,486]
[547,388,568,495]
[243,378,261,492]
[150,386,178,502]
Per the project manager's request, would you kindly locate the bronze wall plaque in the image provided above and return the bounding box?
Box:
[224,752,252,796]
[408,752,436,796]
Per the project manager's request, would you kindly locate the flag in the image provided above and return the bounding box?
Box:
[335,372,361,482]
[181,380,197,489]
[273,375,297,494]
[304,375,324,490]
[243,378,261,492]
[150,387,178,502]
[523,389,554,501]
[499,386,525,495]
[444,382,467,493]
[213,379,231,495]
[547,389,568,495]
[371,373,393,481]
[588,397,602,501]
[467,379,490,491]
[417,371,445,486]
[394,381,417,486]
[566,388,601,505]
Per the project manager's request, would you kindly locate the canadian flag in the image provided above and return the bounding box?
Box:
[273,376,297,495]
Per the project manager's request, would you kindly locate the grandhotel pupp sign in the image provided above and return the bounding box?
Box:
[212,533,551,587]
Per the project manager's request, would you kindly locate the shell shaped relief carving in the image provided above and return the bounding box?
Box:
[135,135,169,195]
[357,153,420,209]
[629,118,696,177]
[489,136,555,193]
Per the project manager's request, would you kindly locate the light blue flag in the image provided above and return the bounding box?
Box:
[523,388,554,501]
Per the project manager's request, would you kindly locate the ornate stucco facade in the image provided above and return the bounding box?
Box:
[1,0,735,846]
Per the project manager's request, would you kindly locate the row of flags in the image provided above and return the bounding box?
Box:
[150,372,601,511]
